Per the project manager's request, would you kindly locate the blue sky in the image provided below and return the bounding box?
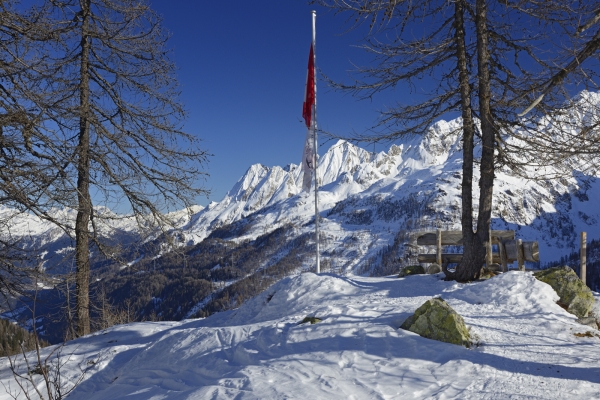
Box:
[150,1,403,206]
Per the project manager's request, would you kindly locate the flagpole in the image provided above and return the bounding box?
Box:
[311,10,320,274]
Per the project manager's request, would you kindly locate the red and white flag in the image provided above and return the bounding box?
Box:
[301,44,316,192]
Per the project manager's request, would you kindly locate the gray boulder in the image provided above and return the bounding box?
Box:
[576,317,599,330]
[400,298,471,347]
[479,267,500,280]
[533,266,595,319]
[398,265,425,277]
[427,263,442,274]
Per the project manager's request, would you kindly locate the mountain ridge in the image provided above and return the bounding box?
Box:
[3,98,600,272]
[3,93,600,340]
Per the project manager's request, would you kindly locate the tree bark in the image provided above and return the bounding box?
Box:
[454,0,495,282]
[75,0,92,337]
[449,0,486,282]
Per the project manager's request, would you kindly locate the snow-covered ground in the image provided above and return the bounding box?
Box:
[1,271,599,399]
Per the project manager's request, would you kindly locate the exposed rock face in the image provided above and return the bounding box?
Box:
[427,263,442,274]
[479,267,500,280]
[533,266,595,318]
[400,298,471,347]
[299,316,322,325]
[399,265,425,277]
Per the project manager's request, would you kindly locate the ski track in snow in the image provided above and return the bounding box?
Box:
[1,272,599,399]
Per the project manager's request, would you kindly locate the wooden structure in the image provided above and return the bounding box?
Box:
[416,229,539,271]
[581,231,587,285]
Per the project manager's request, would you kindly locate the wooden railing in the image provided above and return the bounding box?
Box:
[416,229,539,271]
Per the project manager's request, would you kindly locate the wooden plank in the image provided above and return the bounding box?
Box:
[436,228,442,266]
[505,240,518,261]
[416,230,515,246]
[491,230,516,241]
[517,239,525,271]
[581,232,587,285]
[504,240,538,263]
[498,240,508,272]
[416,231,463,246]
[418,253,503,263]
[486,227,493,267]
[418,254,463,263]
[522,241,539,262]
[419,243,537,267]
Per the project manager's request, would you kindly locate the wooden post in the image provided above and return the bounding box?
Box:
[485,227,493,267]
[498,240,508,272]
[522,241,539,262]
[581,231,587,286]
[436,228,442,266]
[516,239,525,271]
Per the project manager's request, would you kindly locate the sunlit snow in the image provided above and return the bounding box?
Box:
[1,272,599,399]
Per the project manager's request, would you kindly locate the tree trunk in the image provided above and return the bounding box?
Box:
[75,0,92,337]
[446,0,485,281]
[454,0,495,282]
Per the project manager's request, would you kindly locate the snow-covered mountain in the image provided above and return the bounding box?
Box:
[174,94,600,270]
[4,93,600,276]
[0,204,204,273]
[4,91,600,346]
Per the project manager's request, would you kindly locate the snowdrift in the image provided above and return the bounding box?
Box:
[2,272,599,399]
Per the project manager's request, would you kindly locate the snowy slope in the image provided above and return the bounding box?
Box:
[2,272,599,399]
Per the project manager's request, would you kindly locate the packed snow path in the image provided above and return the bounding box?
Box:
[1,272,599,399]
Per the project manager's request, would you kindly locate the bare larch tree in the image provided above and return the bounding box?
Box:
[11,0,211,336]
[313,0,598,281]
[0,0,62,300]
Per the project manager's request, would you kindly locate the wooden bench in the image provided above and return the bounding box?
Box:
[416,229,539,271]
